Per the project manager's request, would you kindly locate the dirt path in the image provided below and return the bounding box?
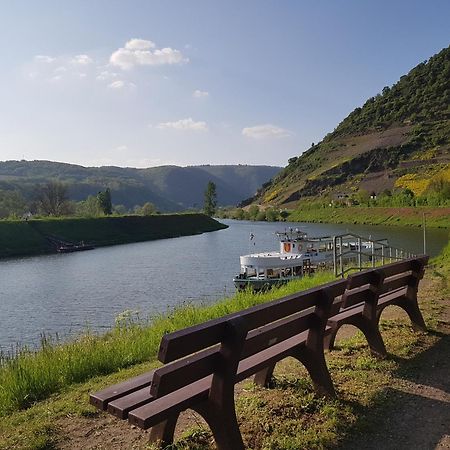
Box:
[339,277,450,450]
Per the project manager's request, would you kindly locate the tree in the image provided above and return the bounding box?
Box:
[279,210,290,221]
[265,208,279,222]
[247,205,259,220]
[203,181,217,216]
[233,208,245,220]
[356,189,370,206]
[97,188,112,215]
[0,190,27,218]
[36,181,70,216]
[140,202,156,216]
[76,195,103,217]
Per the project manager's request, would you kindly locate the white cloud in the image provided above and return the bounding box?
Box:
[34,55,55,63]
[109,80,125,89]
[125,39,156,50]
[193,89,209,98]
[108,80,136,89]
[79,73,87,78]
[242,124,292,139]
[96,70,118,81]
[71,54,93,65]
[156,118,208,132]
[55,66,67,73]
[110,38,188,69]
[49,75,62,82]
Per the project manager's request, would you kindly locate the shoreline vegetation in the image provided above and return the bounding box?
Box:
[0,236,448,449]
[217,205,450,228]
[0,214,227,259]
[0,272,337,416]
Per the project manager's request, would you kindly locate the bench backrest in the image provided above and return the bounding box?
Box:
[150,278,347,398]
[378,255,428,294]
[339,256,428,310]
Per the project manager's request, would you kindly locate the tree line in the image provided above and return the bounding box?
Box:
[1,180,221,219]
[0,181,158,219]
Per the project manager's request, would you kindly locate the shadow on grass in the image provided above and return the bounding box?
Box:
[336,331,450,450]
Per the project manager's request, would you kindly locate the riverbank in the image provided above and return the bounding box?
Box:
[0,214,227,258]
[0,237,448,449]
[288,206,450,228]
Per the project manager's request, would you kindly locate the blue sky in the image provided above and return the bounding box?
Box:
[0,1,449,168]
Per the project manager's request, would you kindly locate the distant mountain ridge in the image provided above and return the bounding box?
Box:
[0,160,281,211]
[249,45,450,206]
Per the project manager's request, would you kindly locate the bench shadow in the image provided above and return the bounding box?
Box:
[335,331,450,450]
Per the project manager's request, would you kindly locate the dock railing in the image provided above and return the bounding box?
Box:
[331,233,415,278]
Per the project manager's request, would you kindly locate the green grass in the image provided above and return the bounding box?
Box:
[288,206,450,228]
[0,271,335,417]
[0,214,226,258]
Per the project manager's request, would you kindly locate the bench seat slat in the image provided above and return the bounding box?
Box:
[378,287,407,306]
[108,386,155,419]
[90,370,155,410]
[129,376,212,429]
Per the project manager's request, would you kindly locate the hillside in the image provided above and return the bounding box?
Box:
[0,162,280,212]
[250,45,450,206]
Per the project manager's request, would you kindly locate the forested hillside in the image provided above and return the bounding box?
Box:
[0,162,280,213]
[250,45,450,207]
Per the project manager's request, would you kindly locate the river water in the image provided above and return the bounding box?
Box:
[0,219,447,350]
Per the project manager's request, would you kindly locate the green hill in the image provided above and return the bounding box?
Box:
[249,45,450,206]
[0,162,280,212]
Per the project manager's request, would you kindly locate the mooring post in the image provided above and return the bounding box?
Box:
[358,237,362,271]
[333,236,337,277]
[423,213,427,255]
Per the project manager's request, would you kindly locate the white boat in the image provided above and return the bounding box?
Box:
[233,229,334,291]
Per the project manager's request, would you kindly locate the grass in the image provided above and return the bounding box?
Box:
[0,214,227,258]
[0,271,335,417]
[288,206,450,228]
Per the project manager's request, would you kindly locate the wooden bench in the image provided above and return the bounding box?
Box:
[90,278,347,449]
[324,256,429,358]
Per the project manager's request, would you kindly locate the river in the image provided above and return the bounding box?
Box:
[0,219,447,350]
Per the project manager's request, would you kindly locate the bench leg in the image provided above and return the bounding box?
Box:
[149,414,179,448]
[254,364,275,387]
[324,323,338,351]
[349,315,387,359]
[378,299,426,332]
[293,347,336,398]
[194,402,245,450]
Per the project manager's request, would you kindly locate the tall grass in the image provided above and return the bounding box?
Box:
[0,271,335,416]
